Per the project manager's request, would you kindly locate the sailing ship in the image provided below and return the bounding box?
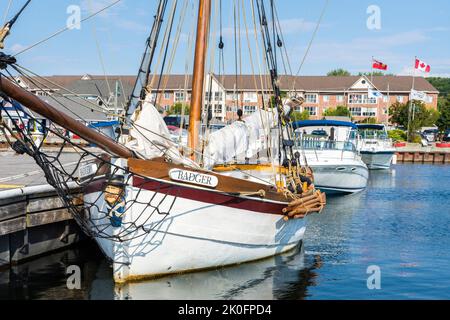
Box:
[0,0,325,283]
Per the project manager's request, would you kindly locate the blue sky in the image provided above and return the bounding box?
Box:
[1,0,449,77]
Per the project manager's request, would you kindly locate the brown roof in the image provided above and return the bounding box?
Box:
[19,74,439,94]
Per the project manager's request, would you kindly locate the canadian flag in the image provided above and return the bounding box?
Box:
[415,58,431,73]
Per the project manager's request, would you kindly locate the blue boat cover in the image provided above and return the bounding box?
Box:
[292,120,357,129]
[356,124,386,130]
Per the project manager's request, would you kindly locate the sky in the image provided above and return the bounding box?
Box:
[1,0,449,77]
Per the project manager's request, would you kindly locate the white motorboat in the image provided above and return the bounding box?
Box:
[356,124,396,170]
[293,120,369,194]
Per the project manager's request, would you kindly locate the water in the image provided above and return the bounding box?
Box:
[1,164,449,300]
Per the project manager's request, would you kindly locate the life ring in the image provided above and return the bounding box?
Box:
[436,142,450,148]
[394,142,407,148]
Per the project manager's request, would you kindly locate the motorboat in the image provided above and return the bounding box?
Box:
[356,124,396,170]
[292,120,369,194]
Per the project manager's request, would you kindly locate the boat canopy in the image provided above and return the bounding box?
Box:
[292,120,357,130]
[356,124,386,131]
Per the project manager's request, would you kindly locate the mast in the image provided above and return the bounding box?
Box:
[0,76,134,159]
[188,0,212,157]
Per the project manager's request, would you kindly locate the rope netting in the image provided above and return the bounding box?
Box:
[0,92,176,244]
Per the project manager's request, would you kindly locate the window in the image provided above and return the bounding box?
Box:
[383,95,389,103]
[175,92,185,102]
[337,95,344,103]
[293,106,302,113]
[305,94,318,104]
[304,106,317,116]
[426,96,433,104]
[348,94,376,104]
[214,104,223,114]
[362,108,377,117]
[244,105,257,115]
[164,92,171,100]
[164,105,171,112]
[350,107,362,116]
[214,92,223,101]
[226,93,238,101]
[243,92,257,103]
[397,96,404,103]
[323,95,329,102]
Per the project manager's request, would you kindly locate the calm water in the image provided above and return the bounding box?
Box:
[1,164,449,300]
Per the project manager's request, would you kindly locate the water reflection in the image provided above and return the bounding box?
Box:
[93,245,324,300]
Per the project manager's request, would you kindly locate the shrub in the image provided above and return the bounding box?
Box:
[388,129,407,142]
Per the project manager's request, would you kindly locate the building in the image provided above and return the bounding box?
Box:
[14,74,439,124]
[143,74,439,123]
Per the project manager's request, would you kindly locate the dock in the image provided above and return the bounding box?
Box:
[0,184,85,268]
[395,143,450,164]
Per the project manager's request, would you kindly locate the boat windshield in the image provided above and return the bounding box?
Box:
[359,129,388,140]
[295,136,356,152]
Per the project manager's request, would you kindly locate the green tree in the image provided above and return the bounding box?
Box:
[389,101,440,141]
[291,110,310,121]
[427,77,450,97]
[436,96,450,132]
[360,117,378,124]
[327,69,351,76]
[167,102,190,115]
[323,106,351,117]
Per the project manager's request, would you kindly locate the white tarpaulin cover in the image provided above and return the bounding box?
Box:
[203,109,279,169]
[126,97,198,168]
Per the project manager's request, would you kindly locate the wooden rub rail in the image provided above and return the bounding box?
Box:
[0,184,85,268]
[396,151,450,164]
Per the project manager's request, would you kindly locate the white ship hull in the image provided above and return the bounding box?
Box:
[360,151,395,170]
[84,177,305,283]
[298,149,369,194]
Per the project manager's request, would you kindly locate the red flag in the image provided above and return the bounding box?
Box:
[415,58,431,73]
[372,59,388,70]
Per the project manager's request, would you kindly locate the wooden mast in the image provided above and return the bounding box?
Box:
[188,0,212,157]
[0,76,134,159]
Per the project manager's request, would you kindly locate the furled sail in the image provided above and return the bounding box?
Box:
[203,108,278,169]
[126,95,198,168]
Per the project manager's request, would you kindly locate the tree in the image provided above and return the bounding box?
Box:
[323,106,351,117]
[427,77,450,97]
[291,110,310,122]
[327,69,351,76]
[167,102,190,116]
[436,96,450,132]
[360,117,377,124]
[389,101,440,141]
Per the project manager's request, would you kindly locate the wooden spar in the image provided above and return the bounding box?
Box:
[0,76,134,159]
[188,0,211,157]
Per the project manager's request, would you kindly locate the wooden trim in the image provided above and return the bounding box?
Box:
[128,158,288,203]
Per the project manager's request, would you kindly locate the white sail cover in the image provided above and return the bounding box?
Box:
[126,97,198,168]
[203,109,278,169]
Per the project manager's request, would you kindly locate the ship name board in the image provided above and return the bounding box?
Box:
[169,169,218,188]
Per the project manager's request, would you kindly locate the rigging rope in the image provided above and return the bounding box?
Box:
[13,0,123,57]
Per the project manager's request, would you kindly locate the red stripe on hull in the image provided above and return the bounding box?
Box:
[84,177,287,215]
[133,177,286,215]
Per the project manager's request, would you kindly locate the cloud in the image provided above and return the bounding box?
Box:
[80,0,126,18]
[9,43,27,54]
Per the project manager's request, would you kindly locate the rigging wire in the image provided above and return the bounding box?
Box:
[13,0,123,57]
[1,0,13,25]
[87,0,112,102]
[291,0,329,91]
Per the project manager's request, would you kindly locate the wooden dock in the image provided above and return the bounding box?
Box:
[395,144,450,164]
[0,184,85,268]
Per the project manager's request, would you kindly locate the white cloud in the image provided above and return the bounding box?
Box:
[9,43,27,54]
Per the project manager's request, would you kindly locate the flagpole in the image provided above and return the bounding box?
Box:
[407,56,417,142]
[386,82,390,126]
[371,56,374,84]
